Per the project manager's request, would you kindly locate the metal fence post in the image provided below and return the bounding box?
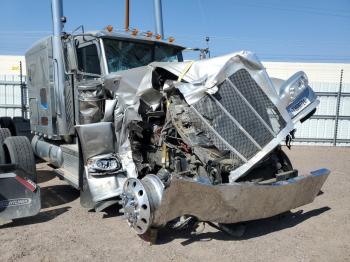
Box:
[20,61,24,118]
[19,61,28,119]
[333,69,343,146]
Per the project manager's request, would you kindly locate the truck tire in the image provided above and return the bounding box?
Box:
[0,117,16,136]
[12,117,31,137]
[3,136,36,182]
[0,128,11,164]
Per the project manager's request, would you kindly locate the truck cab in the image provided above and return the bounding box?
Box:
[26,29,185,210]
[70,31,184,124]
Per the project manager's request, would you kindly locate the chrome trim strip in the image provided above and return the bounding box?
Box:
[99,38,109,75]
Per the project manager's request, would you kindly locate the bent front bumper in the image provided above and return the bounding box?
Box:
[122,168,329,233]
[153,169,329,226]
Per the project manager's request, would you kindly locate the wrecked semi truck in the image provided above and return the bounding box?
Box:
[25,0,329,236]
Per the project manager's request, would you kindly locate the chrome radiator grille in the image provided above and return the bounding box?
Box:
[229,69,286,133]
[191,69,286,163]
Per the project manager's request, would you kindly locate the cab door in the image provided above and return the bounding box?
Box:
[74,39,105,125]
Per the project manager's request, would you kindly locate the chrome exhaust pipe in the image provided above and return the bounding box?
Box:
[153,0,164,38]
[32,135,63,168]
[51,0,68,134]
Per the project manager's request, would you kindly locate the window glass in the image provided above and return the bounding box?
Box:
[155,44,182,62]
[104,39,153,72]
[77,44,101,75]
[103,38,184,73]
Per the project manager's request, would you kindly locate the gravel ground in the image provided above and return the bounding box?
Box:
[0,146,349,262]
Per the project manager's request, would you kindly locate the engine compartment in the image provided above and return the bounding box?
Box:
[128,69,296,187]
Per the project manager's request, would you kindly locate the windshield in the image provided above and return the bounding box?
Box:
[103,38,183,73]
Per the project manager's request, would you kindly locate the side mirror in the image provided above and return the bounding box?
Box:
[66,39,78,73]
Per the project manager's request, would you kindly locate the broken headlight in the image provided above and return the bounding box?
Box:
[87,154,122,174]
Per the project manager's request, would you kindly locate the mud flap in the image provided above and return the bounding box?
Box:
[0,165,41,220]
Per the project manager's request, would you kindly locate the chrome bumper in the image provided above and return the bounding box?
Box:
[152,168,329,226]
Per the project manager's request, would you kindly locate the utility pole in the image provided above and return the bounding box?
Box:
[125,0,130,31]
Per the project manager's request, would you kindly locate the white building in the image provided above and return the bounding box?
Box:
[0,55,25,76]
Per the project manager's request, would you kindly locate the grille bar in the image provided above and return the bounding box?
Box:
[190,105,248,163]
[228,69,286,133]
[215,79,274,148]
[193,95,260,159]
[209,94,262,150]
[226,78,276,137]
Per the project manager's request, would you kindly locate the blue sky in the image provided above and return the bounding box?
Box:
[0,0,349,62]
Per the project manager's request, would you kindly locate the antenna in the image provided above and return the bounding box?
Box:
[205,36,211,58]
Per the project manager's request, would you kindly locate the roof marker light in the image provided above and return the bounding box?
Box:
[106,25,113,32]
[145,31,153,37]
[168,37,175,43]
[131,28,139,36]
[155,34,162,40]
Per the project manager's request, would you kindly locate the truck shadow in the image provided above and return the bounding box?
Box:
[0,183,77,229]
[101,204,122,218]
[156,206,331,245]
[36,170,56,183]
[0,206,71,229]
[41,185,80,208]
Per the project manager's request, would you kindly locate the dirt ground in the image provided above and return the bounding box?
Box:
[0,146,349,262]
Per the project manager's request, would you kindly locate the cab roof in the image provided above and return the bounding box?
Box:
[76,30,186,50]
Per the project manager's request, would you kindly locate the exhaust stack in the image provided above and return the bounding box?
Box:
[52,0,64,37]
[153,0,164,38]
[51,0,68,134]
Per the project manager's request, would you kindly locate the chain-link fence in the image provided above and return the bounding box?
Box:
[0,62,28,119]
[287,70,350,146]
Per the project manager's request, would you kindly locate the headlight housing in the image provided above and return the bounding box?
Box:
[279,71,309,107]
[290,73,308,100]
[87,154,122,174]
